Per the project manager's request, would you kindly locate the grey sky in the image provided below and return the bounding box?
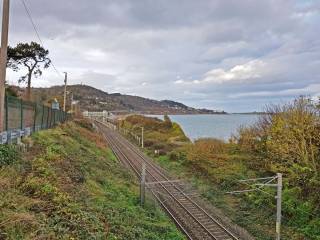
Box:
[5,0,320,112]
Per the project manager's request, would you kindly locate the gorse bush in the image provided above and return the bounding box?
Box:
[238,98,320,196]
[187,138,226,163]
[237,97,320,238]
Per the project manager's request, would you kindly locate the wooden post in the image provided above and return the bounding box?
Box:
[140,163,146,206]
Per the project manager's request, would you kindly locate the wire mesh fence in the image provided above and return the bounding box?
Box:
[0,95,70,144]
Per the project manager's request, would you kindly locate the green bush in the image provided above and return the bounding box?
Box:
[236,97,320,239]
[0,144,20,167]
[74,119,94,131]
[169,151,179,161]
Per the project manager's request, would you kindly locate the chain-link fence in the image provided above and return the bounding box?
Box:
[0,95,70,144]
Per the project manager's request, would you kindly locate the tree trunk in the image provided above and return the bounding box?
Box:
[26,73,32,101]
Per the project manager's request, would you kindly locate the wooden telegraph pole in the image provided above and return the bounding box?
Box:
[0,0,10,132]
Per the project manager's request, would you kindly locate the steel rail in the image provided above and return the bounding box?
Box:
[98,123,193,239]
[97,121,239,240]
[104,129,218,239]
[112,127,239,240]
[96,121,239,240]
[101,126,202,239]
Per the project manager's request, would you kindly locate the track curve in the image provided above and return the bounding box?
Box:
[96,121,240,240]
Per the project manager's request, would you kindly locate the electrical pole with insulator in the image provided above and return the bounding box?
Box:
[141,126,144,148]
[0,0,10,132]
[227,174,283,240]
[276,173,282,240]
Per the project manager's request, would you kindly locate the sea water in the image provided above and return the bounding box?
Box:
[148,114,259,141]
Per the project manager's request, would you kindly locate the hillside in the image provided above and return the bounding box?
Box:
[0,120,185,239]
[12,84,225,114]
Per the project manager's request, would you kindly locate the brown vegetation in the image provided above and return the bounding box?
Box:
[119,114,190,154]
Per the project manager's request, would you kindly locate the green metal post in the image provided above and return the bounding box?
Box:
[49,108,51,128]
[5,95,8,131]
[53,110,55,126]
[47,107,50,128]
[33,103,37,132]
[20,99,23,129]
[50,108,52,128]
[41,105,44,129]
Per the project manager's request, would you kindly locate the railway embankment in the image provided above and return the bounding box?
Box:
[119,108,320,240]
[0,120,184,239]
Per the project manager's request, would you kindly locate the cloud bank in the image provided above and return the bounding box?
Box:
[5,0,320,112]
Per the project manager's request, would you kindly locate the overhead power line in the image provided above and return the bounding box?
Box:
[19,0,63,77]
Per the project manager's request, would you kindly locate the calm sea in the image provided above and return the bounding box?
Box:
[148,114,259,141]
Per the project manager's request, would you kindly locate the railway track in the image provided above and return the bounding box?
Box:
[96,121,240,240]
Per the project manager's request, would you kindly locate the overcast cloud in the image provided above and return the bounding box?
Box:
[4,0,320,112]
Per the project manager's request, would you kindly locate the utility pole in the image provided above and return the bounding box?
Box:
[0,0,10,132]
[227,174,282,240]
[140,163,146,206]
[63,72,67,112]
[276,173,282,240]
[141,126,144,148]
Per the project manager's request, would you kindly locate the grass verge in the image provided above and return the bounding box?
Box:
[0,120,185,240]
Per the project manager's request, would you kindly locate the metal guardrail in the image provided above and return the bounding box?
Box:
[0,95,70,144]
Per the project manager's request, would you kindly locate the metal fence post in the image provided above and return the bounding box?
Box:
[48,108,51,128]
[50,109,52,126]
[33,102,37,132]
[53,110,56,126]
[5,94,8,131]
[20,98,23,129]
[41,105,44,129]
[46,107,49,129]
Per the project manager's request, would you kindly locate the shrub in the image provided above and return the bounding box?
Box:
[237,97,320,221]
[144,139,155,147]
[168,151,178,161]
[238,98,320,180]
[74,119,94,131]
[187,138,227,159]
[163,114,173,129]
[0,144,20,167]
